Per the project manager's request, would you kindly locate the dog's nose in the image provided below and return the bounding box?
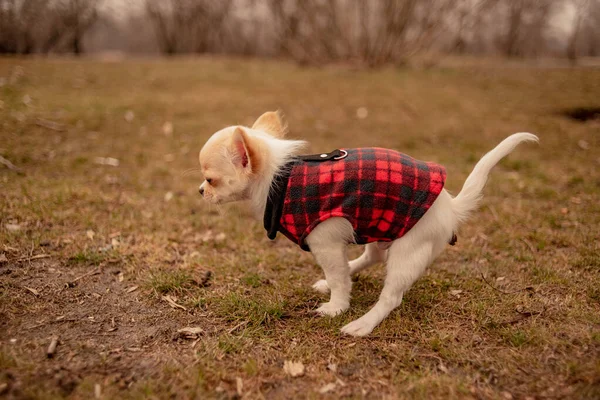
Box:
[199,187,204,196]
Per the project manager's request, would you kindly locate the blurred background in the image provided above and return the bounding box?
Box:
[1,0,599,64]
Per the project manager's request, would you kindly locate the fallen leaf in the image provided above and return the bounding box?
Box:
[94,157,119,167]
[126,285,138,293]
[356,107,368,119]
[319,383,337,394]
[164,191,174,202]
[501,391,513,400]
[162,295,187,311]
[0,254,7,263]
[111,238,120,248]
[47,335,59,358]
[438,362,449,374]
[118,272,124,282]
[25,287,39,296]
[124,110,135,122]
[12,111,25,122]
[5,223,21,232]
[283,360,305,377]
[450,289,463,297]
[327,363,337,372]
[162,121,173,136]
[86,230,95,240]
[196,230,227,243]
[560,207,569,214]
[515,305,524,313]
[176,326,203,339]
[94,383,102,399]
[496,276,506,282]
[577,140,589,150]
[236,377,243,396]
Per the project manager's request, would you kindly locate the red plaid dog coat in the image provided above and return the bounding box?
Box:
[264,148,447,251]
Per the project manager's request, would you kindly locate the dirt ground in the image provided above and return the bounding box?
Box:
[1,57,599,399]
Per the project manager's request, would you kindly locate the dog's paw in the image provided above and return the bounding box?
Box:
[312,279,330,294]
[315,301,348,317]
[340,317,376,337]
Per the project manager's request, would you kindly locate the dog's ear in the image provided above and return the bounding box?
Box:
[230,127,252,170]
[252,110,288,138]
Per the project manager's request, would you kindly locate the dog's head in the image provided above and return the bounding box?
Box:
[198,111,288,204]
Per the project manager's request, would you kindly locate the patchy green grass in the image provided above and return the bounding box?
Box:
[146,269,197,295]
[0,57,599,399]
[67,250,107,266]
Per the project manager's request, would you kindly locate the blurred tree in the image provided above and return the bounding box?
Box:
[61,0,99,55]
[267,0,454,66]
[146,0,232,55]
[0,0,49,54]
[0,0,99,55]
[568,0,600,60]
[3,0,597,63]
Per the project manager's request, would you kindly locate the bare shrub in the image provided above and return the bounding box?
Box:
[0,0,99,55]
[146,0,233,55]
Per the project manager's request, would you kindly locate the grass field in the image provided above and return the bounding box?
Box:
[1,57,599,399]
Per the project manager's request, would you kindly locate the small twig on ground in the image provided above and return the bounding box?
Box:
[365,335,406,341]
[47,335,59,358]
[35,118,65,132]
[14,254,51,262]
[162,295,187,311]
[227,320,248,334]
[27,317,78,330]
[498,305,546,326]
[520,238,536,253]
[475,264,534,295]
[0,155,23,174]
[67,269,101,286]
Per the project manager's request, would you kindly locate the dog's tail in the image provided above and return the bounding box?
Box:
[451,132,539,223]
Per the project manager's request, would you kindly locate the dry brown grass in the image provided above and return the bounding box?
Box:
[1,56,599,399]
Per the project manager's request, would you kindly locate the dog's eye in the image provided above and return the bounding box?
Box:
[206,178,212,184]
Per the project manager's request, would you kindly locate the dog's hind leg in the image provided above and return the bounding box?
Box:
[340,238,434,337]
[312,243,386,294]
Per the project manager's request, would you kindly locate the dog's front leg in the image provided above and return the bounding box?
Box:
[308,242,351,316]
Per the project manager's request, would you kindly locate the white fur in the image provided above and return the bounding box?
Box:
[200,125,538,337]
[245,130,307,218]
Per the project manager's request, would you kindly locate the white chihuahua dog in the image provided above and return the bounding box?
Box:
[198,111,538,337]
